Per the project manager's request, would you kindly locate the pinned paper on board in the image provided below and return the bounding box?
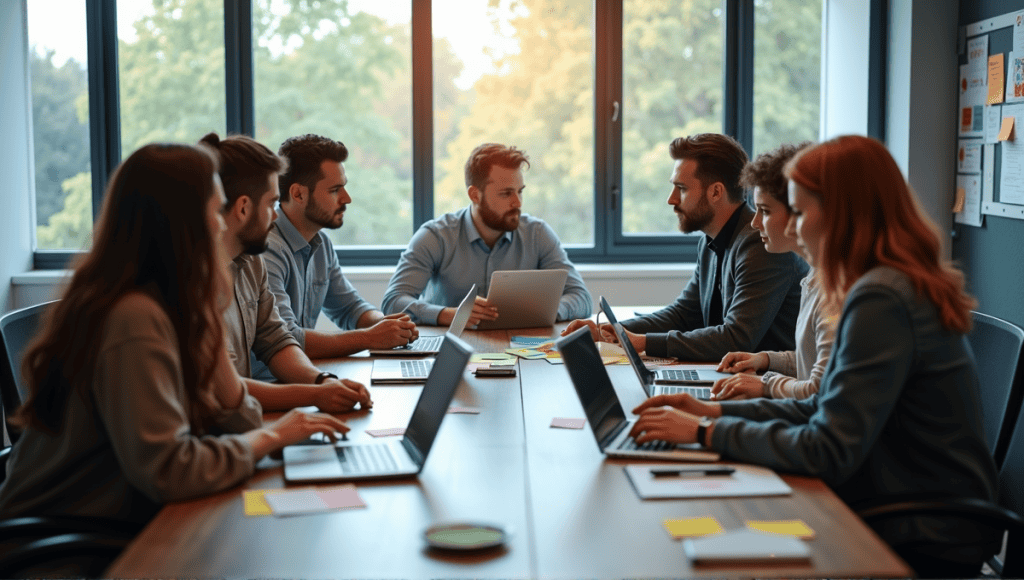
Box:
[953,187,967,213]
[989,53,1006,104]
[999,116,1016,141]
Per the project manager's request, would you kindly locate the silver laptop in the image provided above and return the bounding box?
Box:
[600,297,727,399]
[369,285,477,356]
[283,333,473,482]
[555,328,720,462]
[475,269,568,330]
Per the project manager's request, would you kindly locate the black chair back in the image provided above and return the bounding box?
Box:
[0,300,58,445]
[968,311,1024,468]
[996,389,1024,577]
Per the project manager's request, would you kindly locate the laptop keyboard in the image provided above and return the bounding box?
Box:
[400,360,432,377]
[616,436,674,452]
[406,335,443,351]
[659,385,713,398]
[336,445,400,474]
[659,369,701,381]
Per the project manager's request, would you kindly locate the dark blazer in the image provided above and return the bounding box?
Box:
[622,204,807,361]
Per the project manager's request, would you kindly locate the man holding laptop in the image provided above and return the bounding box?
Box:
[260,133,419,371]
[564,133,806,361]
[382,143,592,326]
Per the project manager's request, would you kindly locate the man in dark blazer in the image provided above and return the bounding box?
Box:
[564,133,807,361]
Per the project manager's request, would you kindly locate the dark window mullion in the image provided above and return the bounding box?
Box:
[224,0,254,136]
[86,0,120,220]
[597,0,622,256]
[724,0,754,155]
[411,0,433,231]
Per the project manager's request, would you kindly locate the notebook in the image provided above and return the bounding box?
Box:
[283,333,472,482]
[555,327,720,462]
[600,296,728,399]
[475,269,568,330]
[368,285,477,356]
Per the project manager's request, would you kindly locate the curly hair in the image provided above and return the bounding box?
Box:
[739,142,812,209]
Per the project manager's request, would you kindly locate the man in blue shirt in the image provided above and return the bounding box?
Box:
[382,143,592,326]
[260,134,417,368]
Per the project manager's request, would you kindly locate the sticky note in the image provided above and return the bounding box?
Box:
[243,489,273,516]
[746,519,815,539]
[953,187,966,213]
[999,116,1016,141]
[366,427,406,437]
[505,348,547,359]
[550,417,586,429]
[662,516,724,539]
[989,53,1005,104]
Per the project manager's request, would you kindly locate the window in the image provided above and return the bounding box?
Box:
[27,0,92,251]
[30,0,822,268]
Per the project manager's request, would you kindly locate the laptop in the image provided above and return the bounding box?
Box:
[283,333,473,482]
[368,285,477,356]
[475,269,568,330]
[555,327,720,462]
[600,296,728,400]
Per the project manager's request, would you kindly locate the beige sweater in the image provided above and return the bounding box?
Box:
[0,292,262,524]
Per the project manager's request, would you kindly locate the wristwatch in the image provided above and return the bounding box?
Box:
[695,416,714,446]
[314,371,338,384]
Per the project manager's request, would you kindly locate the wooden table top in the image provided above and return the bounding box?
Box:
[106,325,911,579]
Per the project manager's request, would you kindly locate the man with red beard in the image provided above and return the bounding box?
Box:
[564,133,806,362]
[201,132,372,412]
[256,134,418,376]
[383,143,591,326]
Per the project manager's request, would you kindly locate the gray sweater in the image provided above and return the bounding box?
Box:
[0,292,262,525]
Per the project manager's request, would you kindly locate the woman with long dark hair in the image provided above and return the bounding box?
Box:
[0,143,347,526]
[629,135,1000,577]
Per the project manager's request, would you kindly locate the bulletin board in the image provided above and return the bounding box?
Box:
[958,10,1024,225]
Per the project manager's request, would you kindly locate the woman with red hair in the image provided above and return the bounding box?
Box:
[630,135,999,577]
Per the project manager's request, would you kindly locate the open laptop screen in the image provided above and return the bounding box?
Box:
[556,328,627,445]
[403,334,472,463]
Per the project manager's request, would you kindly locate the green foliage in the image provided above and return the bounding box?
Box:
[29,49,90,233]
[33,0,820,251]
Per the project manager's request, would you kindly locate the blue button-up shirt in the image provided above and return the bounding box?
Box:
[382,206,592,325]
[257,212,377,379]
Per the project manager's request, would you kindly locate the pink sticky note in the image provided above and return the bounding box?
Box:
[448,406,481,414]
[366,427,406,437]
[318,485,366,510]
[551,417,586,429]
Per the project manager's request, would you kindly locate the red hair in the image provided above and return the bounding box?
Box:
[785,135,975,333]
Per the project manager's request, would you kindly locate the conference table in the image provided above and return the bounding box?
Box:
[106,322,912,579]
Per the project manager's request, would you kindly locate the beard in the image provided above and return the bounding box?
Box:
[675,190,714,234]
[479,198,520,232]
[306,196,345,230]
[239,217,271,255]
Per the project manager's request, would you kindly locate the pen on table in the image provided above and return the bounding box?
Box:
[650,467,735,478]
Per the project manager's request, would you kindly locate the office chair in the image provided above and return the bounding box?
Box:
[855,391,1024,579]
[968,311,1024,469]
[0,300,138,578]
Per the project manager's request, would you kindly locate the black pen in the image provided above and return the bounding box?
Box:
[650,466,735,478]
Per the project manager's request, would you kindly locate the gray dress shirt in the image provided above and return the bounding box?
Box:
[224,254,299,379]
[622,204,807,361]
[382,207,592,325]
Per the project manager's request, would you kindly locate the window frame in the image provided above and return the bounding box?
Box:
[33,0,806,269]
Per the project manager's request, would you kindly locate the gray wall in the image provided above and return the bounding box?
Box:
[954,0,1024,329]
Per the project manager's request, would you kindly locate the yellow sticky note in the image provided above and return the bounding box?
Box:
[989,54,1005,105]
[746,519,815,539]
[953,187,966,213]
[662,516,724,539]
[243,489,273,516]
[999,117,1016,141]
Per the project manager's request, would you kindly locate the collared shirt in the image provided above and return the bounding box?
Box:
[705,205,745,327]
[382,206,592,325]
[262,212,376,350]
[224,254,299,379]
